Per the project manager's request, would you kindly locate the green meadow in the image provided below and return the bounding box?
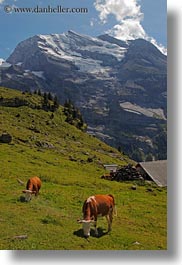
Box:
[0,87,167,250]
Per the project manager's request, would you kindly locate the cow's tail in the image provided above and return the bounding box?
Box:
[108,194,117,216]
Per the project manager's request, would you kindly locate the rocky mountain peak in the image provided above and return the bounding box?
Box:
[3,31,167,161]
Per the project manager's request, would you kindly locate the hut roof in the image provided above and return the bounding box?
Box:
[137,160,167,187]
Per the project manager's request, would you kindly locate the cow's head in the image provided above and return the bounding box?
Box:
[77,219,95,238]
[22,190,35,202]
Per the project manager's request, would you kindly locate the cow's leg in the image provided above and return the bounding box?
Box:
[34,186,39,196]
[36,187,40,196]
[106,215,111,232]
[94,219,98,236]
[106,210,113,232]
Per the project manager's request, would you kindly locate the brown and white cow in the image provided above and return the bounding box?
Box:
[77,194,116,238]
[22,176,41,202]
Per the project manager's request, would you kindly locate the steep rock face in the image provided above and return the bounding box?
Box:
[4,31,167,160]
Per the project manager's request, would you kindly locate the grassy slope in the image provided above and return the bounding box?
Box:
[0,87,167,250]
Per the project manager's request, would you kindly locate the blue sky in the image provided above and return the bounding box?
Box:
[0,0,167,59]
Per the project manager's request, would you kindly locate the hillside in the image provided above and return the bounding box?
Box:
[0,87,129,168]
[1,31,167,161]
[0,87,167,250]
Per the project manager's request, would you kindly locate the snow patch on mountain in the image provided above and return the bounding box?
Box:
[120,102,166,120]
[37,31,127,74]
[32,71,45,79]
[0,59,11,69]
[0,58,5,65]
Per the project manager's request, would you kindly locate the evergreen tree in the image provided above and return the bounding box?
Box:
[52,95,59,111]
[43,92,48,103]
[63,99,87,131]
[118,146,121,153]
[38,89,42,96]
[48,92,53,101]
[41,92,49,110]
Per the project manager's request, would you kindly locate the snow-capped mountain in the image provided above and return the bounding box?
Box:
[6,30,130,91]
[0,58,11,68]
[0,58,4,65]
[8,31,127,75]
[1,31,167,160]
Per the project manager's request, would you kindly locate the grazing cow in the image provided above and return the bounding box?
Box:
[77,194,116,238]
[22,176,41,202]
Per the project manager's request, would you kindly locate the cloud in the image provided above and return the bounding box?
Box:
[107,17,146,40]
[94,0,142,24]
[93,0,166,54]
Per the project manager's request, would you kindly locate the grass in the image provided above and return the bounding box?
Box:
[0,87,167,250]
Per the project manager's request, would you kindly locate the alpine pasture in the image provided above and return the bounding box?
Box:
[0,87,167,250]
